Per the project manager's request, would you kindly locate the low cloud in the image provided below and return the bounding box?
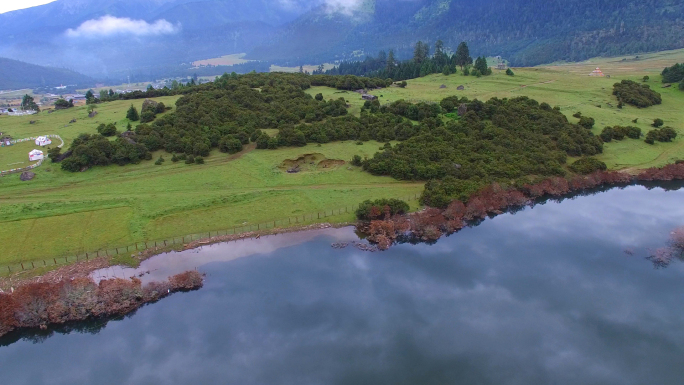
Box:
[323,0,364,14]
[66,16,180,38]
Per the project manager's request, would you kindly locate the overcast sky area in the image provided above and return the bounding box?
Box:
[0,0,57,14]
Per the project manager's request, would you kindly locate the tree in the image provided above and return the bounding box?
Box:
[642,76,650,82]
[506,68,515,76]
[413,41,429,64]
[54,98,72,109]
[315,93,324,101]
[454,42,472,69]
[126,104,140,121]
[474,56,490,75]
[85,90,94,100]
[652,118,664,127]
[299,65,304,73]
[21,94,39,112]
[386,49,396,72]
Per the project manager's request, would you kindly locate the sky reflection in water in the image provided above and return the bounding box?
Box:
[1,185,684,385]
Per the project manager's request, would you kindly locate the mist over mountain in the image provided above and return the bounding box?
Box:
[0,0,315,78]
[251,0,684,66]
[0,57,93,90]
[1,0,683,81]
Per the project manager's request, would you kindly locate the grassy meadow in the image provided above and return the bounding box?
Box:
[1,49,683,268]
[0,99,422,265]
[307,49,684,170]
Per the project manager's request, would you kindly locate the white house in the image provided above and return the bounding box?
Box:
[29,149,44,161]
[35,136,52,146]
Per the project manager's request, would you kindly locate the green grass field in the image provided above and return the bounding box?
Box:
[0,141,43,171]
[0,101,422,264]
[306,49,684,170]
[1,49,683,268]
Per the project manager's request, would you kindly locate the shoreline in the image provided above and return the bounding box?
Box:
[2,163,683,291]
[0,222,353,292]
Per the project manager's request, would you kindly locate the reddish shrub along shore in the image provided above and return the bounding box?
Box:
[364,164,684,249]
[0,271,203,338]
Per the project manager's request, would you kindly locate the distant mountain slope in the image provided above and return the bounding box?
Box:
[0,57,93,90]
[251,0,684,66]
[0,0,312,77]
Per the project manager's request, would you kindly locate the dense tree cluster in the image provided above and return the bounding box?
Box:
[661,63,684,84]
[325,41,485,82]
[600,126,641,142]
[68,72,379,161]
[363,96,602,180]
[60,134,151,172]
[645,127,677,145]
[612,80,662,107]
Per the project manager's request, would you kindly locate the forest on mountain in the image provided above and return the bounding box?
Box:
[2,0,683,79]
[252,0,684,67]
[0,58,93,90]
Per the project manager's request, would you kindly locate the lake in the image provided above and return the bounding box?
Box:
[1,183,684,385]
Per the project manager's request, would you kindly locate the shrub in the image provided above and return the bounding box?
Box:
[185,155,195,164]
[126,104,140,121]
[256,133,270,149]
[355,199,410,220]
[569,157,607,174]
[399,81,407,88]
[572,112,582,119]
[219,137,243,154]
[652,118,664,127]
[140,110,156,123]
[645,127,677,144]
[600,126,641,142]
[642,76,649,82]
[578,116,595,129]
[351,155,362,166]
[315,93,324,101]
[171,154,179,162]
[506,68,514,76]
[47,147,62,163]
[612,80,662,107]
[195,156,204,164]
[97,123,117,137]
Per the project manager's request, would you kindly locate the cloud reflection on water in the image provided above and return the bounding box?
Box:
[1,185,684,385]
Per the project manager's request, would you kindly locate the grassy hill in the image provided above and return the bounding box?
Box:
[306,49,684,170]
[0,57,93,91]
[0,49,682,272]
[0,96,422,266]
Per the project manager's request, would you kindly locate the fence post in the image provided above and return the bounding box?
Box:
[53,258,57,264]
[21,263,24,270]
[116,248,119,255]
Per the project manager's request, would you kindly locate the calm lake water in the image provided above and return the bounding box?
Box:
[2,183,684,385]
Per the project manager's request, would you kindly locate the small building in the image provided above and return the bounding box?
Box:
[35,136,52,146]
[589,67,605,77]
[361,94,378,101]
[29,149,44,161]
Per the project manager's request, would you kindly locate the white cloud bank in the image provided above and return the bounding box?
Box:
[66,16,180,38]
